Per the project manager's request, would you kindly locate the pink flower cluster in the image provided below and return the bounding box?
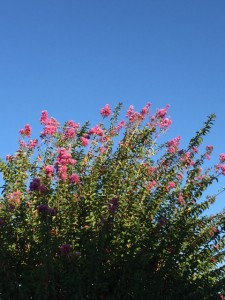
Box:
[114,120,126,132]
[64,120,80,140]
[126,103,151,123]
[204,145,213,160]
[180,151,195,167]
[7,191,22,206]
[40,110,59,137]
[100,104,111,117]
[56,148,76,180]
[219,154,225,163]
[19,124,31,138]
[45,165,54,177]
[29,139,38,150]
[167,136,181,154]
[148,104,172,129]
[81,136,90,146]
[147,180,157,191]
[69,173,80,184]
[166,181,176,191]
[89,125,104,136]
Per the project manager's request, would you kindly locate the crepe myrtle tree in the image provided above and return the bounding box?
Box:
[0,102,225,299]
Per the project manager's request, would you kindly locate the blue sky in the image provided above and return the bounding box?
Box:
[0,0,225,212]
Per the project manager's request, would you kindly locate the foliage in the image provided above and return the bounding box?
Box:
[0,103,225,299]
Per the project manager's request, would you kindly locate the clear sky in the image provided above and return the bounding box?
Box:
[0,0,225,213]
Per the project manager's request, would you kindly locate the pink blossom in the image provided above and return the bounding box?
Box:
[64,127,76,139]
[177,173,183,180]
[126,105,135,119]
[40,111,59,137]
[219,154,225,163]
[67,120,80,129]
[89,125,104,136]
[69,174,80,184]
[100,104,111,117]
[126,105,142,122]
[205,153,211,160]
[160,118,172,128]
[58,165,67,180]
[166,181,176,191]
[7,191,22,205]
[192,146,198,153]
[155,105,170,118]
[221,165,225,175]
[19,124,31,138]
[114,120,126,131]
[140,102,151,117]
[64,121,80,140]
[45,165,54,177]
[81,137,89,146]
[6,154,12,161]
[147,180,157,191]
[147,167,156,175]
[28,139,38,150]
[178,194,184,204]
[19,140,27,148]
[40,110,48,124]
[99,146,106,154]
[56,148,76,166]
[167,136,181,153]
[206,145,213,154]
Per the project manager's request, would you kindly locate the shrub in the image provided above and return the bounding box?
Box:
[0,103,225,299]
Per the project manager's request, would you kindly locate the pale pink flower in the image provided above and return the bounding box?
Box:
[100,104,111,117]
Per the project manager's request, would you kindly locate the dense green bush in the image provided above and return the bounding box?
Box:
[0,103,225,299]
